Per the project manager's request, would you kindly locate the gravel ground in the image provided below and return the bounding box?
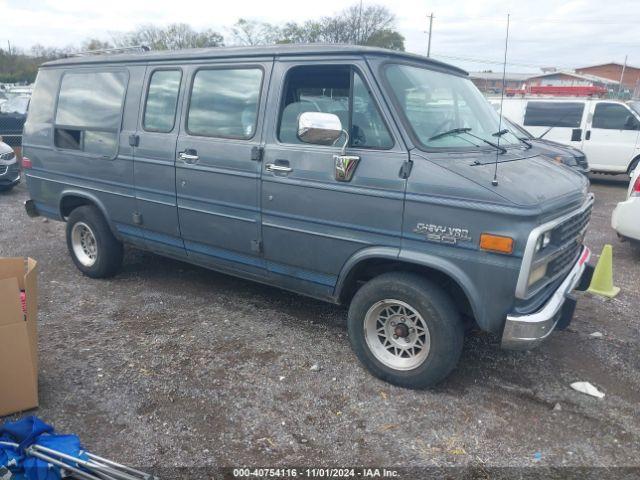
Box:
[0,174,639,478]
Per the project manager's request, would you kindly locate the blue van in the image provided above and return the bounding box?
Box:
[22,45,594,387]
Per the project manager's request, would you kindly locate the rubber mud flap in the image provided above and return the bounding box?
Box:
[575,263,594,291]
[556,293,577,331]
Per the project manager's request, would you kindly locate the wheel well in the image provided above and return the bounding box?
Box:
[628,155,640,174]
[60,195,95,219]
[339,258,475,321]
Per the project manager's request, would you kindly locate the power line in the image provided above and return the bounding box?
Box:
[431,53,571,70]
[432,14,640,25]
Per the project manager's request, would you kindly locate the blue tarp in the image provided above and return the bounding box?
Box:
[0,417,89,480]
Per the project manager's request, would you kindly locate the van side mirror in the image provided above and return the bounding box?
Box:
[625,115,640,130]
[297,112,343,146]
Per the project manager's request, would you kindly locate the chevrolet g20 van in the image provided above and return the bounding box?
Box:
[22,45,594,388]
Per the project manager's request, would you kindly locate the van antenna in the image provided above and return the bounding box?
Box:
[493,13,510,187]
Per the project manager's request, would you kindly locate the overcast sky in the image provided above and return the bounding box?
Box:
[1,0,639,73]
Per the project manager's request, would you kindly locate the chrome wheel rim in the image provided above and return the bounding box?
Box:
[364,299,431,371]
[71,222,98,267]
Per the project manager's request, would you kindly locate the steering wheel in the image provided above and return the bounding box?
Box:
[351,125,367,147]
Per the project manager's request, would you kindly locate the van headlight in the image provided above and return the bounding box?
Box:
[529,231,553,286]
[535,231,552,252]
[528,263,548,286]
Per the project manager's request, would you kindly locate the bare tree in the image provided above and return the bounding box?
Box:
[114,23,224,50]
[275,3,404,50]
[81,39,114,51]
[230,19,280,46]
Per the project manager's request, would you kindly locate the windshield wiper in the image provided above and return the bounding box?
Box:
[429,127,507,154]
[518,137,533,149]
[462,130,507,154]
[494,127,532,149]
[428,127,472,141]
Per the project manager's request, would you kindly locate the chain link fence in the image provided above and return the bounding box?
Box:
[0,91,27,163]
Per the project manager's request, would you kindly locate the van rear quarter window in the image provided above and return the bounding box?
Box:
[27,70,59,124]
[523,102,584,128]
[54,70,127,157]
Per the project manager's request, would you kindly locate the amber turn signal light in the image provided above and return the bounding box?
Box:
[480,233,514,255]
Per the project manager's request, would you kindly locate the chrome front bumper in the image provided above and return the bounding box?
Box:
[501,246,591,350]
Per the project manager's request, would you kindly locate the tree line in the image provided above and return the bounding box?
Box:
[0,4,404,83]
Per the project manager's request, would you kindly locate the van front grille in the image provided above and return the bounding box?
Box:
[547,243,581,278]
[544,202,592,279]
[553,202,592,246]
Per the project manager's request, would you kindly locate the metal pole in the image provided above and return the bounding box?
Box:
[427,13,434,57]
[357,0,363,44]
[618,55,627,98]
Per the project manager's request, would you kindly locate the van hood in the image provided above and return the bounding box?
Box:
[413,149,588,210]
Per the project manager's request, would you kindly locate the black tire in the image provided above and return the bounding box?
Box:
[65,205,123,278]
[347,272,464,389]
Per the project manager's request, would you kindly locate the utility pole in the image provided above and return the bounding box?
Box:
[357,0,364,44]
[7,40,11,55]
[618,55,628,98]
[426,13,434,57]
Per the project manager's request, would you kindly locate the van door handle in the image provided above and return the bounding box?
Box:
[178,149,199,164]
[265,163,293,173]
[585,130,591,140]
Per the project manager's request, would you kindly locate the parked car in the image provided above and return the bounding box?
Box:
[504,117,590,175]
[22,45,594,388]
[497,97,640,175]
[612,166,640,254]
[0,141,20,191]
[0,94,29,155]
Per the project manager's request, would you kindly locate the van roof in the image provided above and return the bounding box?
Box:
[41,43,468,76]
[497,96,626,103]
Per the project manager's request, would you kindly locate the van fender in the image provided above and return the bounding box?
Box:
[334,246,401,296]
[58,189,115,233]
[397,249,482,323]
[335,246,483,327]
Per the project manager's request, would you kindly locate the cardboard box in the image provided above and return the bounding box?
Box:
[0,257,38,417]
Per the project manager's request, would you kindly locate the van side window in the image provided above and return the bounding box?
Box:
[54,70,127,157]
[28,70,59,124]
[278,65,393,149]
[592,103,639,130]
[523,102,584,128]
[143,70,182,133]
[187,68,263,139]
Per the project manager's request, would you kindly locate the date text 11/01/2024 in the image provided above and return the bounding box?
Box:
[232,468,400,478]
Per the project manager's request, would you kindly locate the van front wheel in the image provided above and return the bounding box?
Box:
[347,272,464,388]
[65,206,123,278]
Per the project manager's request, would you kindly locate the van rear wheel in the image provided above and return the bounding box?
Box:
[65,206,123,278]
[347,272,464,389]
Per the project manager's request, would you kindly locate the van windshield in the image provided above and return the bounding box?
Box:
[385,64,521,150]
